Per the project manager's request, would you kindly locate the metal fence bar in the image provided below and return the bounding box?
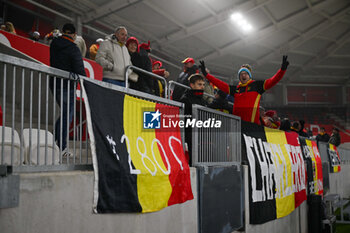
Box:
[52,77,56,164]
[45,74,49,165]
[1,64,6,164]
[59,78,63,162]
[125,65,168,98]
[73,81,77,164]
[29,70,33,165]
[11,66,16,165]
[20,68,25,164]
[37,73,42,164]
[79,84,82,163]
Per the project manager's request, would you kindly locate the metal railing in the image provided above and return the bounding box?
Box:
[337,147,350,164]
[0,53,92,171]
[125,65,168,98]
[0,53,184,172]
[191,104,241,166]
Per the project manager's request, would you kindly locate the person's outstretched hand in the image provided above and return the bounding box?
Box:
[281,55,289,70]
[199,60,208,77]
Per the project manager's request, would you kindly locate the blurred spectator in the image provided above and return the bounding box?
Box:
[74,35,87,57]
[152,60,170,97]
[316,127,330,142]
[49,23,86,155]
[96,26,132,87]
[203,80,215,104]
[199,56,289,125]
[305,127,313,137]
[126,37,152,93]
[44,29,61,44]
[279,118,291,132]
[2,21,16,34]
[89,38,103,60]
[138,41,160,95]
[259,106,268,126]
[30,31,40,41]
[208,89,232,114]
[290,121,300,133]
[298,119,309,137]
[264,110,280,129]
[172,57,199,101]
[329,128,341,146]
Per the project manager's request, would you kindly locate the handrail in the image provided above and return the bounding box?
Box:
[125,65,168,98]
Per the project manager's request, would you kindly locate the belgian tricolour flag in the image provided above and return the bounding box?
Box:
[328,143,341,173]
[81,79,193,213]
[242,122,307,224]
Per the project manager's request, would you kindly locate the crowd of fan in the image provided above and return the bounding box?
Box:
[1,22,342,154]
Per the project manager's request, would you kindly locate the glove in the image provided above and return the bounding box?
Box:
[199,60,208,77]
[281,55,289,70]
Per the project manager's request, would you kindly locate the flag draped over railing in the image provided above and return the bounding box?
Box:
[81,79,193,213]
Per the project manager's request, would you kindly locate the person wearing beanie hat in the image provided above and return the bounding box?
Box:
[172,57,200,101]
[126,37,139,53]
[264,110,280,129]
[152,60,170,97]
[126,38,155,94]
[89,38,104,60]
[199,55,289,124]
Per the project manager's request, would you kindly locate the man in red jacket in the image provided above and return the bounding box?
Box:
[199,56,289,124]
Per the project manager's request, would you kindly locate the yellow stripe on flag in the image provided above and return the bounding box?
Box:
[264,127,295,218]
[329,144,339,173]
[306,140,320,194]
[123,95,172,212]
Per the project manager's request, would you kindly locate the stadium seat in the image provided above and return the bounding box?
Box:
[0,126,21,165]
[23,128,60,165]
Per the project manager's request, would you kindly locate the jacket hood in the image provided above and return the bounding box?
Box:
[105,34,121,44]
[51,35,75,50]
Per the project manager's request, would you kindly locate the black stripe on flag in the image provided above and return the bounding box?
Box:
[241,121,276,224]
[84,81,142,213]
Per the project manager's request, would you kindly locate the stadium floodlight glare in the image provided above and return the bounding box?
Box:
[230,12,243,21]
[230,12,253,33]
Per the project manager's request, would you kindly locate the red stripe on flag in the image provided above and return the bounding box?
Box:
[154,103,193,206]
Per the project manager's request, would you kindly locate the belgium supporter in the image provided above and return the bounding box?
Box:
[172,57,199,101]
[199,56,289,124]
[152,61,170,97]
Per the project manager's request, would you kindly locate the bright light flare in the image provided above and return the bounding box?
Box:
[230,12,254,33]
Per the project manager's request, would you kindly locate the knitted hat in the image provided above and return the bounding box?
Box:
[265,110,276,118]
[182,57,195,64]
[237,67,252,79]
[126,36,139,48]
[152,60,162,69]
[139,40,151,51]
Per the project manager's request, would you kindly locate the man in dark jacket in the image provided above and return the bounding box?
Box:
[172,57,199,101]
[50,23,86,154]
[179,74,208,165]
[329,128,341,147]
[316,127,330,142]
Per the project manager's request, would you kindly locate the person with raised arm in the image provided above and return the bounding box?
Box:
[199,56,289,124]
